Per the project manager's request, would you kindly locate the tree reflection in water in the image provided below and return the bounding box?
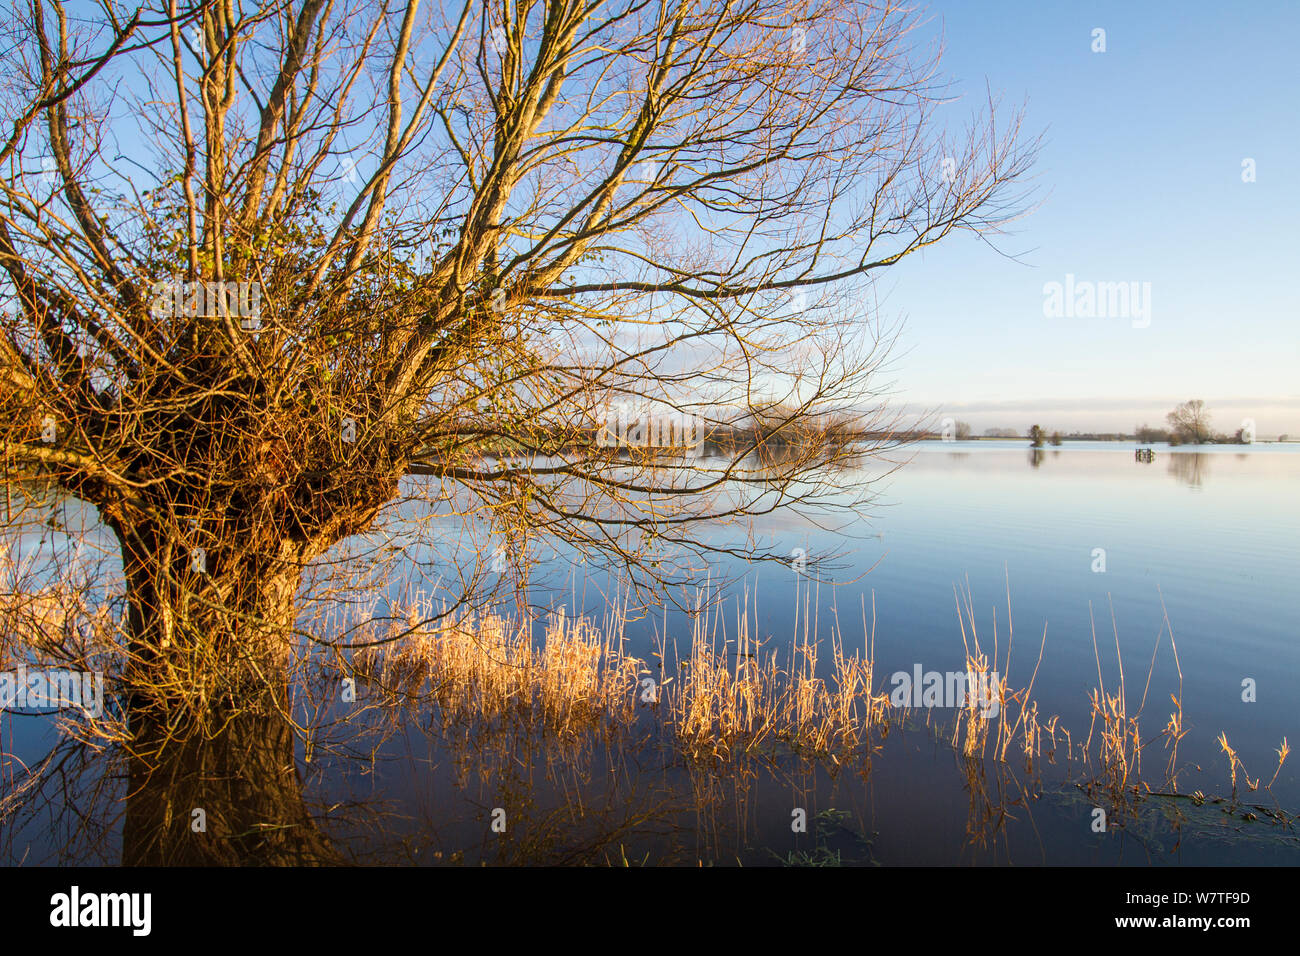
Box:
[8,670,1257,865]
[1167,452,1210,488]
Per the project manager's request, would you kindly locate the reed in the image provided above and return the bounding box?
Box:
[347,580,1289,824]
[352,605,643,737]
[1,536,1289,818]
[352,590,893,763]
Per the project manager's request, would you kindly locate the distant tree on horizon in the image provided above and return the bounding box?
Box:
[1135,423,1171,444]
[1028,424,1045,447]
[1166,400,1212,444]
[1049,431,1062,446]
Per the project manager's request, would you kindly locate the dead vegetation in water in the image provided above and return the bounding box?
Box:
[348,586,893,764]
[666,588,890,761]
[344,577,1294,833]
[0,530,1294,835]
[351,605,643,736]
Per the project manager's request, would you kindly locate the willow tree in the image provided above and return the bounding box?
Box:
[0,0,1033,712]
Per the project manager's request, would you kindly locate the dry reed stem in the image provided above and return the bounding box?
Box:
[1,549,1287,817]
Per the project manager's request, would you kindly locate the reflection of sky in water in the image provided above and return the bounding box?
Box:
[385,441,1300,803]
[4,442,1299,862]
[807,444,1298,803]
[329,443,1300,799]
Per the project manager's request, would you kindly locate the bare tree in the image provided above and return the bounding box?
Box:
[1166,400,1211,445]
[1135,423,1169,444]
[0,0,1034,718]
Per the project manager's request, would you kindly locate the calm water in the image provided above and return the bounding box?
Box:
[3,441,1299,864]
[478,440,1300,795]
[726,441,1300,789]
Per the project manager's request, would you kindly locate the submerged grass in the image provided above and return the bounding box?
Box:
[350,592,892,763]
[1,536,1294,849]
[344,579,1294,830]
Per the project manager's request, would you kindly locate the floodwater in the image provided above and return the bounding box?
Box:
[3,441,1298,865]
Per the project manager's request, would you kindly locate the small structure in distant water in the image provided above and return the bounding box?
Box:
[1135,448,1156,463]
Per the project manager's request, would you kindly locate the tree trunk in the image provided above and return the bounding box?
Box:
[122,693,341,865]
[107,516,342,864]
[108,515,309,720]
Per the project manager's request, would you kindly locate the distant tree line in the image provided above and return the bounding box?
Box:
[1137,399,1258,445]
[938,401,1281,444]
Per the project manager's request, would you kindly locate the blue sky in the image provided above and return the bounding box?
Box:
[878,0,1299,436]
